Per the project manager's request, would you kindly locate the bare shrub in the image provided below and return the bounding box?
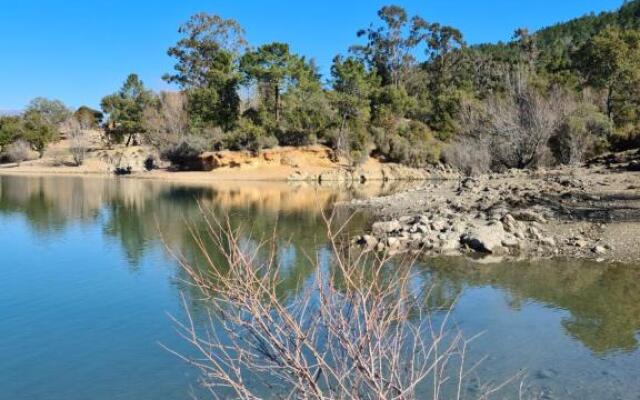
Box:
[485,84,572,170]
[165,211,517,399]
[443,135,491,176]
[63,118,89,166]
[5,140,31,165]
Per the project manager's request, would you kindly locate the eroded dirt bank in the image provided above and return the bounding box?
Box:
[345,149,640,263]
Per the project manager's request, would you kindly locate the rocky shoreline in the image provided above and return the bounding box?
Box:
[347,149,640,263]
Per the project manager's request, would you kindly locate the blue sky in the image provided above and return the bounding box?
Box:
[0,0,623,111]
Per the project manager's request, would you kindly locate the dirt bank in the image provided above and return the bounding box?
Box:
[345,149,640,263]
[0,138,455,183]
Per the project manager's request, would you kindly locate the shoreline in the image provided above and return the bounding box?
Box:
[345,150,640,263]
[0,143,456,183]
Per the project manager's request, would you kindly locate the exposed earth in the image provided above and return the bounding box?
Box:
[345,149,640,263]
[0,131,454,182]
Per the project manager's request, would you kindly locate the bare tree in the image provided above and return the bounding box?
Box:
[142,91,189,148]
[485,82,572,170]
[164,210,517,399]
[63,118,89,166]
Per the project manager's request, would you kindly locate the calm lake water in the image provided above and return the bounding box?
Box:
[1,174,639,400]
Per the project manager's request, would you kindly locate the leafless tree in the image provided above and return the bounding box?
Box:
[485,81,573,170]
[63,117,89,166]
[142,91,189,148]
[164,210,518,399]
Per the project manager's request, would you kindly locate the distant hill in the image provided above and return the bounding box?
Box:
[473,0,640,72]
[0,110,21,116]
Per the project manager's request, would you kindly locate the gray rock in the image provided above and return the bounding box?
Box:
[372,220,402,235]
[540,236,556,247]
[430,219,448,232]
[461,223,506,254]
[592,245,607,255]
[513,210,547,223]
[501,236,521,249]
[386,237,401,250]
[357,235,378,250]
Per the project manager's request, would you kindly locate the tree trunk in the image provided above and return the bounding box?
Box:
[275,84,280,123]
[606,84,614,122]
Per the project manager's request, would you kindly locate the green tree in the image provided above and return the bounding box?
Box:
[329,56,378,162]
[24,97,71,127]
[164,13,246,131]
[22,113,58,157]
[575,26,640,124]
[423,24,467,138]
[279,59,331,145]
[240,42,303,124]
[350,5,418,87]
[74,106,103,130]
[0,116,25,151]
[101,74,154,146]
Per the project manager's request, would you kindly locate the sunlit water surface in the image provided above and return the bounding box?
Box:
[0,175,639,400]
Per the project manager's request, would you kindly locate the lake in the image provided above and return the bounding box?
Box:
[1,174,639,399]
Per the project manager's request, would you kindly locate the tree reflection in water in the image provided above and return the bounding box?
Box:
[1,174,639,356]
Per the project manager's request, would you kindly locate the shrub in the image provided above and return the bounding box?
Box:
[442,135,491,176]
[227,118,277,152]
[161,135,211,170]
[374,120,441,167]
[549,105,612,165]
[4,140,31,165]
[166,212,514,399]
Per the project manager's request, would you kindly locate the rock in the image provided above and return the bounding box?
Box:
[399,215,416,225]
[574,239,588,248]
[528,226,544,240]
[627,160,640,171]
[439,237,461,253]
[288,170,310,181]
[501,236,521,249]
[450,221,467,233]
[461,223,506,254]
[357,235,378,250]
[592,245,607,255]
[540,237,556,247]
[386,237,401,250]
[430,219,448,232]
[371,220,402,235]
[502,214,524,235]
[513,210,547,223]
[409,233,423,241]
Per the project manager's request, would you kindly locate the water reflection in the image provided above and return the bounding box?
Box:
[421,257,640,355]
[1,174,640,398]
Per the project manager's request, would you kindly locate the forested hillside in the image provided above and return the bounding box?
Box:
[2,1,640,174]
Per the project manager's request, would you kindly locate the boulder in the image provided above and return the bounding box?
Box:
[461,222,506,254]
[371,220,402,235]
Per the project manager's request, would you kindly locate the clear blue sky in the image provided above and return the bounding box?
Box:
[0,0,623,111]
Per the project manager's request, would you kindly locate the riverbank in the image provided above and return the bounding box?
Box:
[346,149,640,263]
[0,141,456,183]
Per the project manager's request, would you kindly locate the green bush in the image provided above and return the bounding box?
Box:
[227,118,277,152]
[374,120,441,167]
[161,135,212,170]
[549,105,612,164]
